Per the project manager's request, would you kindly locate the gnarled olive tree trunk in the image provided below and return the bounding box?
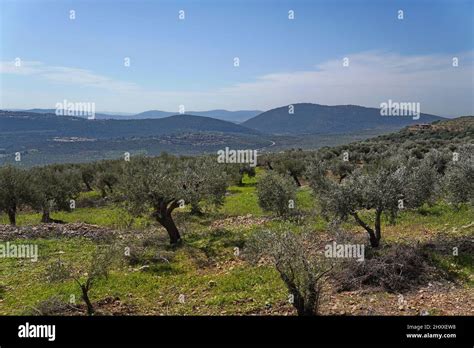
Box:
[7,205,16,226]
[41,209,65,224]
[152,199,181,245]
[351,209,382,247]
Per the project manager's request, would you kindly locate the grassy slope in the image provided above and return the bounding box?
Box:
[0,172,472,315]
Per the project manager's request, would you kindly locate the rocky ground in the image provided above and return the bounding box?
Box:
[1,222,472,316]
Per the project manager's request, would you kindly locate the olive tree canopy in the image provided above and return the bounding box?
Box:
[118,156,228,244]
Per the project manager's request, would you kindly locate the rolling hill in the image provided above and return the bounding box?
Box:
[21,108,262,123]
[242,103,444,135]
[22,109,129,120]
[0,106,453,166]
[133,109,262,123]
[0,111,258,139]
[0,111,268,166]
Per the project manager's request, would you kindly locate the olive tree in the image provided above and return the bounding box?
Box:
[238,165,256,186]
[46,246,116,316]
[273,150,307,187]
[222,163,256,187]
[328,159,355,183]
[79,163,96,191]
[403,153,441,208]
[256,171,297,217]
[308,158,438,247]
[29,166,82,223]
[444,146,474,206]
[422,149,451,175]
[96,171,119,198]
[246,230,331,316]
[118,156,227,244]
[74,246,115,315]
[180,157,228,214]
[0,166,30,225]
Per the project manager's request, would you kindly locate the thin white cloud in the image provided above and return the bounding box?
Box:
[1,51,473,116]
[208,50,474,116]
[0,60,139,92]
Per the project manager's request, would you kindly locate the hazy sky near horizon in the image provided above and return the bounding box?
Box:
[0,0,473,116]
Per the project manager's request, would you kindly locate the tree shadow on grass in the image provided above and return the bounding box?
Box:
[185,228,246,260]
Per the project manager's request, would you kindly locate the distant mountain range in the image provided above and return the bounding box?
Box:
[0,111,258,139]
[241,103,444,135]
[133,109,262,123]
[0,103,448,166]
[19,104,444,132]
[19,108,262,123]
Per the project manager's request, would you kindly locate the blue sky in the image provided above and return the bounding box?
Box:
[0,0,473,116]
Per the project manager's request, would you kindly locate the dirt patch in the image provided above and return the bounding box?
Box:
[321,281,474,316]
[211,214,271,229]
[245,281,473,316]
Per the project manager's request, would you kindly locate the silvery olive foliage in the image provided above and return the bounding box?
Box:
[179,156,228,214]
[75,246,116,316]
[444,145,474,206]
[29,166,82,223]
[272,150,307,186]
[79,163,96,191]
[256,171,297,217]
[307,157,438,247]
[0,165,30,225]
[403,151,442,208]
[96,171,119,199]
[221,163,256,186]
[117,155,227,244]
[246,229,331,316]
[422,149,451,175]
[325,158,356,183]
[44,245,117,316]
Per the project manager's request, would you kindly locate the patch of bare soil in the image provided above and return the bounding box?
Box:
[321,281,474,316]
[210,214,271,229]
[90,296,138,316]
[245,280,473,316]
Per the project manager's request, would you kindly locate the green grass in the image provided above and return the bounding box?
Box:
[336,201,474,243]
[77,190,102,200]
[220,183,263,217]
[0,235,286,315]
[429,253,474,287]
[0,238,98,315]
[295,186,315,212]
[0,172,473,315]
[219,172,264,217]
[0,206,152,230]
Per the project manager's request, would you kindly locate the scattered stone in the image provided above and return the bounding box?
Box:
[211,214,270,229]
